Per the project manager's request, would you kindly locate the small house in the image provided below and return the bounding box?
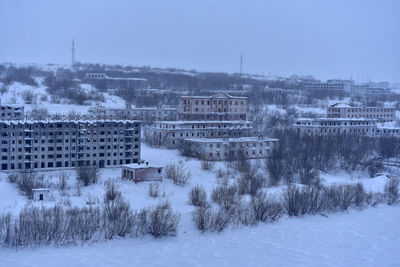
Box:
[32,188,50,201]
[121,162,163,183]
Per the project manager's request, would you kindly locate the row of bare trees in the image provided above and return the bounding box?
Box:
[0,180,180,247]
[190,176,399,233]
[266,129,400,186]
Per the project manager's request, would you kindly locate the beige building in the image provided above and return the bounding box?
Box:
[183,136,279,161]
[178,93,247,121]
[327,103,396,122]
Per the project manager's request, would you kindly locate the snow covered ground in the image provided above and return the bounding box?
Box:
[0,80,127,115]
[0,144,399,266]
[0,205,399,267]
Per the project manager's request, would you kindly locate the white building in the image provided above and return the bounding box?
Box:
[32,188,50,201]
[149,120,253,148]
[183,136,279,160]
[294,118,378,136]
[327,103,396,122]
[294,118,400,138]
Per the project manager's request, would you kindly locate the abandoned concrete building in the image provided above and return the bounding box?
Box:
[121,162,163,183]
[183,136,279,161]
[327,103,396,122]
[294,118,400,138]
[178,93,247,121]
[0,119,141,171]
[149,120,253,148]
[0,105,24,120]
[91,104,177,122]
[85,73,147,90]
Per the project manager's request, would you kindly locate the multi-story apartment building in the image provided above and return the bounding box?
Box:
[0,119,141,171]
[183,136,279,160]
[305,80,353,98]
[149,120,253,148]
[0,105,24,120]
[85,73,147,90]
[178,93,247,121]
[91,105,177,123]
[327,103,396,122]
[294,118,378,136]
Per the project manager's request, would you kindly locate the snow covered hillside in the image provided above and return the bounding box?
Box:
[0,80,127,115]
[0,144,399,266]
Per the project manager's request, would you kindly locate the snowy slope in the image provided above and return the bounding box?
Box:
[0,81,127,115]
[0,205,399,267]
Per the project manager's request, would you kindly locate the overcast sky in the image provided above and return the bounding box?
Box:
[0,0,399,82]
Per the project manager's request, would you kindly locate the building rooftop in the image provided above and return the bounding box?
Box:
[184,137,279,143]
[0,119,141,125]
[296,118,377,122]
[330,103,352,108]
[180,92,247,100]
[155,120,252,124]
[122,163,162,169]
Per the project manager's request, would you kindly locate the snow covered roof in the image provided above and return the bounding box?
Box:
[330,103,352,108]
[122,163,162,169]
[155,120,252,124]
[296,118,377,122]
[180,92,247,99]
[184,137,279,143]
[32,188,50,191]
[0,119,141,125]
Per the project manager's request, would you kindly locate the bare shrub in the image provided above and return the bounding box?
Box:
[209,208,230,233]
[193,206,212,232]
[58,172,69,193]
[233,200,256,226]
[139,202,180,238]
[251,192,282,222]
[7,172,47,199]
[21,90,36,104]
[201,160,215,171]
[164,163,191,186]
[103,179,136,239]
[211,184,239,211]
[148,183,160,198]
[237,163,265,196]
[76,165,99,186]
[385,177,399,205]
[188,185,208,207]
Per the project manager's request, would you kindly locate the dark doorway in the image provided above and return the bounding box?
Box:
[39,194,43,201]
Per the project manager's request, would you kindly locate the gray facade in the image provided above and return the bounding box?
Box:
[0,105,24,120]
[149,120,253,149]
[0,120,141,171]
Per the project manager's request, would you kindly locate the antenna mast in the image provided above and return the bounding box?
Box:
[71,39,75,67]
[240,53,243,75]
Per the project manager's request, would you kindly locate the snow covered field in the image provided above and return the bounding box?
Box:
[1,205,399,267]
[0,144,399,266]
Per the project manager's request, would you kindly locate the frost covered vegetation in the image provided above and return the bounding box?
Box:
[0,179,179,247]
[191,179,399,233]
[266,129,400,185]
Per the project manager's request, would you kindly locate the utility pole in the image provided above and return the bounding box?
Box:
[71,39,75,67]
[240,53,243,75]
